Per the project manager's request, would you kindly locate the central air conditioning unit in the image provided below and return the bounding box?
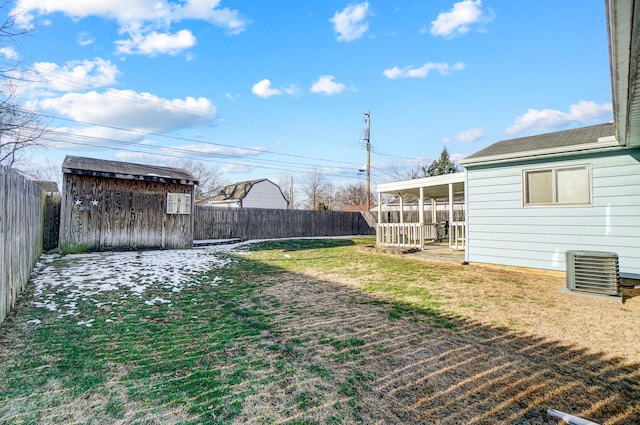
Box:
[566,250,620,297]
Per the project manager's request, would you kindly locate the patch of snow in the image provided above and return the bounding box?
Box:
[144,297,172,306]
[77,319,94,327]
[26,319,41,325]
[29,245,235,323]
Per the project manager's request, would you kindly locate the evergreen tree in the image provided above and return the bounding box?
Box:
[423,147,458,177]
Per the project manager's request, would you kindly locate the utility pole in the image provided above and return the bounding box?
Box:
[363,111,371,211]
[290,175,294,209]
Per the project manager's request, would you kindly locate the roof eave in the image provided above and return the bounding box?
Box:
[607,0,640,147]
[376,172,465,194]
[62,167,199,186]
[460,137,623,168]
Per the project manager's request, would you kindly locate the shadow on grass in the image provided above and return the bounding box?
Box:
[0,244,638,425]
[245,238,356,252]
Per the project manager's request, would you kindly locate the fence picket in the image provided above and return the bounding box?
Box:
[0,167,44,326]
[194,206,375,241]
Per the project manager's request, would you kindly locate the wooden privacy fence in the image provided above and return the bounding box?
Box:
[194,206,375,241]
[43,192,61,251]
[0,167,45,326]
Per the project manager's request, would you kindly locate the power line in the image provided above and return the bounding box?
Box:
[31,111,363,168]
[35,129,366,180]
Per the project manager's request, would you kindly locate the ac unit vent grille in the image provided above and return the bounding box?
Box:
[566,251,620,296]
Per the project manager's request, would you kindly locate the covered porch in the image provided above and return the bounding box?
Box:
[375,173,466,251]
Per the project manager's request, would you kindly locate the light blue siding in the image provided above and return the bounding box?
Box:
[242,180,288,209]
[466,149,640,277]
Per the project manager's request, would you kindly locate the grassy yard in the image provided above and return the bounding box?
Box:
[0,237,638,424]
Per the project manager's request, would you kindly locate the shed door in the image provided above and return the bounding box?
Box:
[102,191,164,250]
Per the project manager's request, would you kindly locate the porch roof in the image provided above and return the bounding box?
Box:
[376,172,465,198]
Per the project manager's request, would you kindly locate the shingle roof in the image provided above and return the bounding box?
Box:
[213,179,269,201]
[464,123,615,161]
[62,156,198,185]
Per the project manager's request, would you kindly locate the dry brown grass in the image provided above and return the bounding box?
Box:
[1,240,638,424]
[233,249,640,424]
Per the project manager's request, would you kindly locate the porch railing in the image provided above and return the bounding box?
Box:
[450,221,465,251]
[376,222,466,250]
[376,223,436,248]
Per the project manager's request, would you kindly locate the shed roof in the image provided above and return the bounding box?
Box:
[33,180,59,193]
[461,123,619,167]
[213,179,273,201]
[62,156,198,185]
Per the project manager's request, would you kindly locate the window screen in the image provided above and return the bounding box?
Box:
[524,165,590,206]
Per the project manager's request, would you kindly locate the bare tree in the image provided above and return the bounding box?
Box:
[0,90,47,167]
[0,9,46,169]
[302,169,333,210]
[277,175,296,209]
[28,157,63,189]
[177,159,226,200]
[334,183,368,209]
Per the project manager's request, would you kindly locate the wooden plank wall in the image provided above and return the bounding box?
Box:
[194,207,376,241]
[60,175,194,251]
[43,192,61,251]
[0,166,44,326]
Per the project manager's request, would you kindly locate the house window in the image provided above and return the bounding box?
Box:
[524,165,590,206]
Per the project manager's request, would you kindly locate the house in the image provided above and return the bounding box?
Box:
[375,0,640,279]
[59,156,198,251]
[198,179,289,209]
[459,123,640,278]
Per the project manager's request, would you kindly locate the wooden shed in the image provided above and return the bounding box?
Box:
[59,156,198,252]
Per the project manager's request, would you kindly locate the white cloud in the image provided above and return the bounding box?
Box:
[251,80,298,98]
[0,46,18,60]
[27,58,119,92]
[252,79,282,98]
[430,0,492,38]
[505,101,613,135]
[77,31,94,46]
[383,62,465,79]
[445,128,484,143]
[330,2,370,42]
[310,75,346,95]
[114,152,169,163]
[37,89,216,134]
[11,0,248,56]
[115,29,196,56]
[221,163,258,174]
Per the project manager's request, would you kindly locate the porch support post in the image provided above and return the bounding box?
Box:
[399,194,404,224]
[377,191,381,245]
[419,187,424,247]
[448,183,454,250]
[431,198,437,224]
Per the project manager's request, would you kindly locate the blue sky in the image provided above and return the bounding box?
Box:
[2,0,613,192]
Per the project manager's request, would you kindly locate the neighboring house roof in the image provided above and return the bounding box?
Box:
[34,180,59,193]
[340,205,373,212]
[460,123,619,167]
[62,156,198,185]
[213,179,274,201]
